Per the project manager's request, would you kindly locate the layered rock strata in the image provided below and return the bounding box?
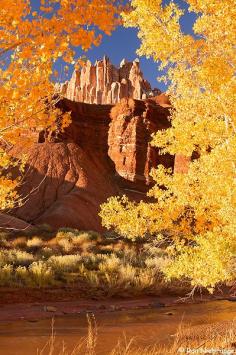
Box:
[10,96,174,231]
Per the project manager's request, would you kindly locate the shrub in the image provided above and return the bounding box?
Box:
[81,255,103,271]
[11,237,27,248]
[71,232,92,245]
[99,254,120,273]
[57,227,80,234]
[56,228,79,241]
[27,237,43,248]
[0,236,9,248]
[145,257,169,271]
[134,269,156,290]
[29,261,54,287]
[118,264,136,283]
[0,265,13,286]
[84,270,99,286]
[40,247,55,259]
[15,266,30,286]
[48,254,82,273]
[12,249,35,266]
[0,231,11,240]
[0,249,34,267]
[57,238,73,252]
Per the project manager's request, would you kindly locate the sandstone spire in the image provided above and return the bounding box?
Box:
[58,57,160,104]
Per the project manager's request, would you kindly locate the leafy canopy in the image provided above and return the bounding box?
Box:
[100,0,236,291]
[0,0,121,209]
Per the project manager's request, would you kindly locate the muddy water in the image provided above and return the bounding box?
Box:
[0,300,235,355]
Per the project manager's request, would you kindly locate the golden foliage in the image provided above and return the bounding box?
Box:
[0,0,121,211]
[100,0,236,291]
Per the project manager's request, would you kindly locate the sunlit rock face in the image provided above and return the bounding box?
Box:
[57,56,161,104]
[5,55,175,232]
[10,96,173,232]
[108,98,173,191]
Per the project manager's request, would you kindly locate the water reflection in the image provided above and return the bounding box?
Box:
[0,301,235,355]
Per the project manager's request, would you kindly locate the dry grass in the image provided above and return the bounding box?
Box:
[38,317,236,355]
[0,227,188,295]
[38,315,98,355]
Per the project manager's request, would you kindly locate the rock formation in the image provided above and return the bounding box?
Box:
[108,98,173,190]
[57,56,161,105]
[0,213,34,231]
[9,96,174,231]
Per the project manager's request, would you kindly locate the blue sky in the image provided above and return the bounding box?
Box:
[30,0,197,92]
[64,0,197,92]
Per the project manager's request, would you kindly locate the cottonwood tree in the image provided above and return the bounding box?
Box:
[100,0,236,292]
[0,0,121,210]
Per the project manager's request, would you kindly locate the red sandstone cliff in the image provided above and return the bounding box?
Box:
[9,96,173,231]
[57,57,161,105]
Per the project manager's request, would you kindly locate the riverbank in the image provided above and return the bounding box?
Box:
[0,227,235,324]
[0,287,234,322]
[0,299,235,355]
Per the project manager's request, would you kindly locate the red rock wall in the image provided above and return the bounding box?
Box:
[10,97,174,231]
[108,98,173,191]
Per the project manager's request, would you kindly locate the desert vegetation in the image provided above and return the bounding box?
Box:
[0,0,235,296]
[0,225,189,296]
[0,1,235,353]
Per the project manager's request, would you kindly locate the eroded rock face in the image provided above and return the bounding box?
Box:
[0,213,34,231]
[108,98,173,191]
[11,142,120,231]
[58,56,161,105]
[10,96,174,231]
